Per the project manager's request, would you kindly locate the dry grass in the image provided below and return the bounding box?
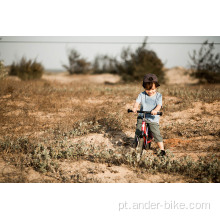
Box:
[0,76,219,182]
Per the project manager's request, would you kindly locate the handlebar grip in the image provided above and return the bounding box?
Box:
[127,109,163,116]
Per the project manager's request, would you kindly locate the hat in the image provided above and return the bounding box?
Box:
[143,73,160,87]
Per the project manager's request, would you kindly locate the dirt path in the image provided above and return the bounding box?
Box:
[164,66,199,84]
[42,72,121,84]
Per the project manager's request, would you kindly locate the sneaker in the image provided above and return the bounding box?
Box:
[159,150,166,156]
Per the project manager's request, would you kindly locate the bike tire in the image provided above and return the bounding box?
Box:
[146,142,151,150]
[136,138,144,162]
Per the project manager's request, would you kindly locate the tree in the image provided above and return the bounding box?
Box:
[188,41,220,83]
[92,55,117,74]
[63,49,91,74]
[116,37,165,82]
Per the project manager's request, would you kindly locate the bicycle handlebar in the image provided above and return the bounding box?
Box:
[127,109,163,116]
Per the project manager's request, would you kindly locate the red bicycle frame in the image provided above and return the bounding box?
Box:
[128,108,162,148]
[141,118,153,147]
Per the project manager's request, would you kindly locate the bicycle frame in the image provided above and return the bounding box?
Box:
[141,115,153,147]
[128,109,159,148]
[128,108,162,160]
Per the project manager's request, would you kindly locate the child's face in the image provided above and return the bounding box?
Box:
[145,83,156,96]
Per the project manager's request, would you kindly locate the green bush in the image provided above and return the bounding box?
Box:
[92,54,118,74]
[9,57,44,80]
[188,40,220,83]
[63,49,92,74]
[116,37,165,82]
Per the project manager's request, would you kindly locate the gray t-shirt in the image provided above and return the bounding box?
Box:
[136,91,162,123]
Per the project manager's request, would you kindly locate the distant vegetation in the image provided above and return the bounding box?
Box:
[92,54,118,74]
[64,38,165,82]
[9,57,44,80]
[188,40,220,83]
[62,49,92,74]
[0,60,8,79]
[115,38,165,82]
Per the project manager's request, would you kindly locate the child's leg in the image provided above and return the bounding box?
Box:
[157,142,165,151]
[134,118,142,146]
[148,122,164,150]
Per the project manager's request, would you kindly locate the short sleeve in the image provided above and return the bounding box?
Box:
[156,93,162,106]
[136,93,142,103]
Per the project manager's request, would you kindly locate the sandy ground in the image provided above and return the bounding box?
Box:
[1,67,219,183]
[42,66,198,85]
[7,66,197,85]
[42,72,121,84]
[164,66,199,84]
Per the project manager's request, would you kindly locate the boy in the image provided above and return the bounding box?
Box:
[132,73,165,156]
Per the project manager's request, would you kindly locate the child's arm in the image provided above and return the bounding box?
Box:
[151,105,162,115]
[152,93,162,115]
[132,102,140,113]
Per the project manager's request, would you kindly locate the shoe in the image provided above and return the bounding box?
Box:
[159,150,166,156]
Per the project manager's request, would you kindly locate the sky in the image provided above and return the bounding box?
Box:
[1,36,220,71]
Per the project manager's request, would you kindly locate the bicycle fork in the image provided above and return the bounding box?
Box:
[142,120,152,146]
[141,121,147,147]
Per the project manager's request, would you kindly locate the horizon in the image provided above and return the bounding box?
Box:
[1,36,220,70]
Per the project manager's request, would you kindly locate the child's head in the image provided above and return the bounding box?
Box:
[142,73,160,96]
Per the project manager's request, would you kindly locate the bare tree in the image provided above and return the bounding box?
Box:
[188,41,220,83]
[63,49,91,74]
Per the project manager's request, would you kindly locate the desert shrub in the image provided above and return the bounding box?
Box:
[55,120,101,139]
[9,57,44,80]
[63,49,92,74]
[92,54,118,74]
[1,137,219,182]
[0,60,8,79]
[115,37,165,82]
[9,62,18,76]
[188,40,220,83]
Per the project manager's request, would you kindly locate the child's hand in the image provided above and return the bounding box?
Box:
[151,110,157,115]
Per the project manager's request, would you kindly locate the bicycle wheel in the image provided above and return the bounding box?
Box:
[146,141,151,150]
[136,138,144,162]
